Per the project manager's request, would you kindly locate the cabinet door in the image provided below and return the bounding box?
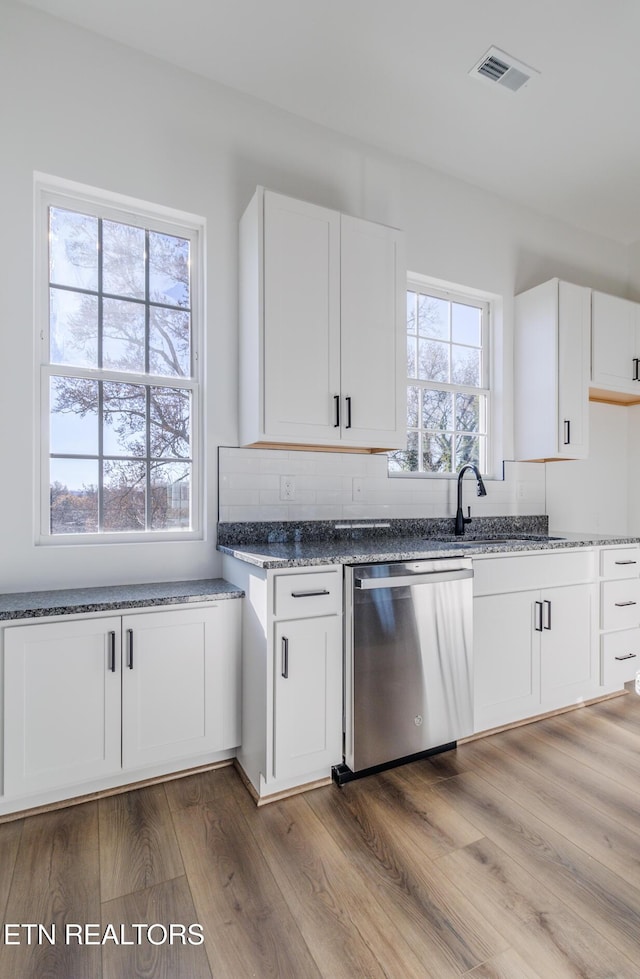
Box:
[473,591,540,732]
[591,290,640,394]
[262,190,341,442]
[4,617,122,797]
[515,279,589,460]
[540,584,597,706]
[273,616,342,781]
[339,214,405,448]
[121,604,240,770]
[514,279,558,460]
[557,281,590,459]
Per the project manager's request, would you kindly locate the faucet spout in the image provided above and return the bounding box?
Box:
[454,464,487,536]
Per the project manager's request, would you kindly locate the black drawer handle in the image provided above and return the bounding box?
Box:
[614,601,637,607]
[534,601,543,632]
[290,589,331,598]
[615,653,637,661]
[615,560,638,565]
[108,631,116,673]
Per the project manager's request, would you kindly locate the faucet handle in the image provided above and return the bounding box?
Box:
[465,506,472,524]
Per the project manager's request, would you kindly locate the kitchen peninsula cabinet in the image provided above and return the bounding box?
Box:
[239,186,405,451]
[222,556,342,802]
[591,291,640,402]
[2,600,240,808]
[514,278,590,460]
[473,550,598,732]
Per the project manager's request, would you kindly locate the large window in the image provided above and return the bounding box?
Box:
[37,178,203,541]
[389,280,490,475]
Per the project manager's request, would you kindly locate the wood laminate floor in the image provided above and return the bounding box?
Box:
[3,693,640,977]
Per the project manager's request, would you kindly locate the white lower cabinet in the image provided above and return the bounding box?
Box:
[121,607,240,770]
[3,602,240,805]
[539,584,597,706]
[223,556,343,802]
[474,591,539,730]
[473,551,598,733]
[273,615,341,782]
[602,629,640,687]
[4,616,122,797]
[599,545,640,687]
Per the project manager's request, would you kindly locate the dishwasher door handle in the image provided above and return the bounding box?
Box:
[354,568,474,589]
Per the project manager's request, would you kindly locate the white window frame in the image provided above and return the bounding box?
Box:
[390,275,493,478]
[34,173,206,545]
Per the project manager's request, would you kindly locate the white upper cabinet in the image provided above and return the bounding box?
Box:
[591,290,640,401]
[239,187,405,450]
[514,278,590,460]
[339,214,405,447]
[261,192,341,444]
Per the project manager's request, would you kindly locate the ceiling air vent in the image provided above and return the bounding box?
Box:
[470,46,538,93]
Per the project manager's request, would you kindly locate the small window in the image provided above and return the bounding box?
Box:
[389,280,490,475]
[36,177,204,542]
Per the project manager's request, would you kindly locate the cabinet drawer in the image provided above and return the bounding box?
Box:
[473,550,595,597]
[601,579,640,630]
[600,546,640,578]
[274,570,341,619]
[602,629,640,686]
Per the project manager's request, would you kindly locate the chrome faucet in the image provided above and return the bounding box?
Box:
[455,464,487,536]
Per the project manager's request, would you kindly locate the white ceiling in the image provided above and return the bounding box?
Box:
[17,0,640,244]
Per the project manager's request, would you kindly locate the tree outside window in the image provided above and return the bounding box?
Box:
[39,188,202,540]
[389,284,489,475]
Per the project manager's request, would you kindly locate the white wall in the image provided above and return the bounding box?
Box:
[0,1,633,591]
[545,403,629,535]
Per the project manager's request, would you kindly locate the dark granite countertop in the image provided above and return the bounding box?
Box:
[218,532,640,570]
[0,578,243,621]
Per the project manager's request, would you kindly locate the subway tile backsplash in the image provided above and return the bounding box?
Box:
[218,447,546,522]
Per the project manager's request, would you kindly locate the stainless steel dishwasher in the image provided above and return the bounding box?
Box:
[338,557,474,780]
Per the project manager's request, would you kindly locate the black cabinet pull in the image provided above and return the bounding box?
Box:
[563,420,571,445]
[615,560,638,565]
[127,628,134,669]
[634,358,640,381]
[334,394,340,427]
[534,601,543,632]
[108,631,116,672]
[345,396,352,429]
[615,601,637,607]
[281,636,289,679]
[543,599,552,630]
[615,652,637,661]
[291,589,331,598]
